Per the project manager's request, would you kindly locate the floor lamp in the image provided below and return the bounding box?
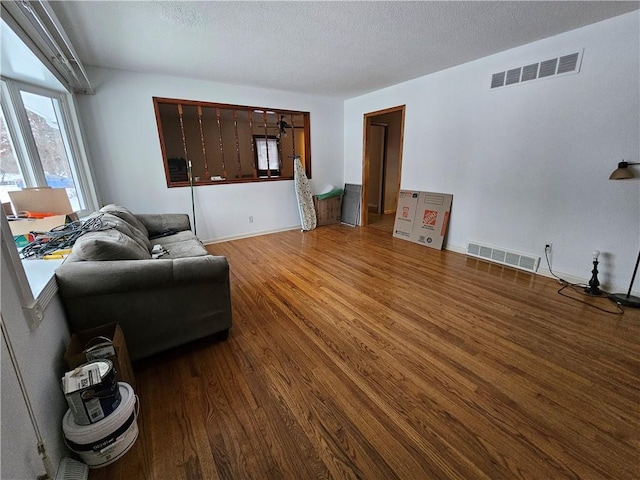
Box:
[608,160,640,308]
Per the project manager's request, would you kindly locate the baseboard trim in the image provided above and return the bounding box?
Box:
[204,225,302,245]
[445,243,639,296]
[445,242,586,283]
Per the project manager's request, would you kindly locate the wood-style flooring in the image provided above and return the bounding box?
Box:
[366,212,395,233]
[89,224,639,480]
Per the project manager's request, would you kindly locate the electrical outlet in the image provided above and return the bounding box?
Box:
[545,243,552,253]
[248,216,254,223]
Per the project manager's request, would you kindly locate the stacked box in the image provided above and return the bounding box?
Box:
[313,195,343,226]
[64,323,136,389]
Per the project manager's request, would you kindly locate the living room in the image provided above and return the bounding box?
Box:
[1,2,639,479]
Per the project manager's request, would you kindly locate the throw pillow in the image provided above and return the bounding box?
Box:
[90,212,151,251]
[99,205,149,239]
[74,229,152,261]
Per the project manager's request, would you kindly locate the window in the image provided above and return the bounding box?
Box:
[254,136,281,177]
[153,97,311,187]
[0,105,25,199]
[0,78,96,216]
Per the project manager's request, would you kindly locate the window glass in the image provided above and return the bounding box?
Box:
[20,91,83,212]
[254,137,281,176]
[0,105,25,204]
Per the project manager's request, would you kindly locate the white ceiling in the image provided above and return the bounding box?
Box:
[49,1,640,98]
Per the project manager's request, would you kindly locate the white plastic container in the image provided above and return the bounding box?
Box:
[62,382,138,468]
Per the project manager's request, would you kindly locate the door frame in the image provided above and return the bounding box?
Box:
[361,105,406,227]
[370,122,387,214]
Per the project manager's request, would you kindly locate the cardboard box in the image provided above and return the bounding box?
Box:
[62,362,120,425]
[8,214,70,236]
[409,192,453,250]
[392,190,420,240]
[9,188,76,216]
[64,323,136,389]
[313,195,342,226]
[8,188,79,237]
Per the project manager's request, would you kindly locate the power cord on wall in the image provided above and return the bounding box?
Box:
[544,248,624,315]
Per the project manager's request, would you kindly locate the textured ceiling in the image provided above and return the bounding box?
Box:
[49,1,640,98]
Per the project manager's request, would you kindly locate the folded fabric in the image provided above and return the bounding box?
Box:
[315,188,344,200]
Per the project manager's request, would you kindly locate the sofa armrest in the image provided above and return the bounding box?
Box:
[55,255,228,297]
[135,213,192,238]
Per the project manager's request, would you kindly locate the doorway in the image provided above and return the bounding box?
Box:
[361,105,405,230]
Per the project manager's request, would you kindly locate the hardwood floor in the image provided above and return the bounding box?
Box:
[367,212,395,233]
[89,225,639,480]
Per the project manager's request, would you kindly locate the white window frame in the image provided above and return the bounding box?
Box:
[1,76,98,329]
[1,76,98,216]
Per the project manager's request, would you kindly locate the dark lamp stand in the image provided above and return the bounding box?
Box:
[607,159,640,308]
[608,249,640,308]
[584,250,602,295]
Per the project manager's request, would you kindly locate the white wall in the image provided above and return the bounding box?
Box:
[77,68,344,243]
[1,266,71,479]
[344,12,640,293]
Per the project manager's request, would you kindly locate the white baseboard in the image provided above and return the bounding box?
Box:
[445,243,639,296]
[445,244,467,255]
[203,225,302,245]
[446,242,588,284]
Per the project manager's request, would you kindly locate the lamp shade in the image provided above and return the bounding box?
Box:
[609,161,637,180]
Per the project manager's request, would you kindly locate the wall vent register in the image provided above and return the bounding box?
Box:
[490,50,583,90]
[467,241,541,273]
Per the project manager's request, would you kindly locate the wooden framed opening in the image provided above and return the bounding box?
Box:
[361,105,405,228]
[153,97,311,187]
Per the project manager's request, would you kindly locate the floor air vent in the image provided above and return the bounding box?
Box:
[490,49,583,90]
[467,241,540,273]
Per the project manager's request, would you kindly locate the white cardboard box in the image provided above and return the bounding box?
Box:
[392,190,420,240]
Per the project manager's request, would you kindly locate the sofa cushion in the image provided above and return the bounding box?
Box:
[74,229,152,261]
[100,205,149,239]
[161,238,209,259]
[154,230,197,246]
[90,212,151,251]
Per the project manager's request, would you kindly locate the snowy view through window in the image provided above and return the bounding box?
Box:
[0,92,80,212]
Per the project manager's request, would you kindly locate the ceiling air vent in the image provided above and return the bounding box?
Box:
[491,72,506,89]
[539,58,558,78]
[505,67,521,85]
[521,63,539,82]
[466,241,541,273]
[557,52,580,74]
[490,49,583,90]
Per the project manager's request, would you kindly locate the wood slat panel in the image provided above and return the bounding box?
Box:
[89,225,639,480]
